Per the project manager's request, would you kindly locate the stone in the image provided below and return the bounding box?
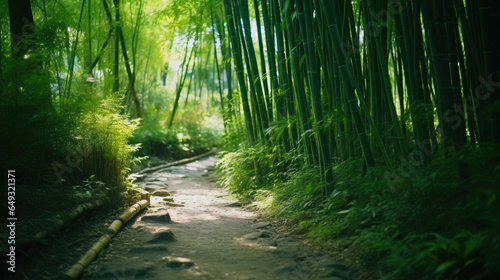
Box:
[315,257,348,271]
[128,174,145,181]
[225,202,242,207]
[150,182,168,187]
[275,237,295,246]
[146,229,176,244]
[253,221,271,229]
[129,244,169,254]
[163,256,195,268]
[258,238,277,246]
[165,202,184,207]
[141,213,172,223]
[319,268,350,279]
[242,232,271,240]
[163,197,174,202]
[281,268,311,279]
[152,190,171,197]
[273,264,298,274]
[96,263,155,279]
[147,177,163,182]
[273,243,300,259]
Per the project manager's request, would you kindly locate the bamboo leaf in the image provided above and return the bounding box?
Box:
[435,261,455,273]
[299,54,306,68]
[464,238,477,258]
[487,193,496,206]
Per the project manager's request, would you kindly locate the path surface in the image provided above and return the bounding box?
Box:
[83,156,351,280]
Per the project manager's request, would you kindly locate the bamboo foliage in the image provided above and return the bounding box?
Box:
[296,0,334,187]
[220,0,500,194]
[168,26,199,127]
[223,0,256,144]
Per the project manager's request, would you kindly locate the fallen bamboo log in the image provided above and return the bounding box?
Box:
[63,199,150,280]
[32,199,107,241]
[0,198,108,255]
[136,148,217,174]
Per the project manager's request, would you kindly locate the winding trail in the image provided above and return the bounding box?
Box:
[83,156,351,280]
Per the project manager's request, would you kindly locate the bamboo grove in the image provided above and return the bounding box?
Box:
[215,0,500,192]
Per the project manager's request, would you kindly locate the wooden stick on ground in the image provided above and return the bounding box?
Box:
[136,148,217,174]
[63,199,150,279]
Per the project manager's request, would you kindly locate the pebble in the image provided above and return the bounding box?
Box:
[253,221,271,229]
[319,268,350,279]
[258,238,277,246]
[225,202,243,207]
[272,243,300,258]
[165,202,184,207]
[242,231,271,240]
[152,190,171,197]
[96,263,155,279]
[273,264,299,273]
[163,256,195,268]
[141,213,172,223]
[146,229,176,244]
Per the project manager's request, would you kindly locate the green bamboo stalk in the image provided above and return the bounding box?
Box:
[168,29,198,127]
[223,0,256,144]
[211,7,226,124]
[297,0,334,189]
[66,0,87,97]
[253,0,270,111]
[320,0,379,170]
[261,0,278,121]
[282,0,315,164]
[112,0,119,92]
[236,0,270,137]
[422,1,459,150]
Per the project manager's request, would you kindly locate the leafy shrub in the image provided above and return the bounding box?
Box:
[69,94,140,203]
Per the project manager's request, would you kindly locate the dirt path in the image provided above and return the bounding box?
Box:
[82,156,352,280]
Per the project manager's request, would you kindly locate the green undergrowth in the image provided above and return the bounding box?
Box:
[216,144,500,280]
[0,90,144,250]
[131,104,221,159]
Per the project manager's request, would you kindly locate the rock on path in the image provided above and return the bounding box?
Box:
[82,156,351,280]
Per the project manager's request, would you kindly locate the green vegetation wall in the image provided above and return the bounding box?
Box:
[215,0,500,279]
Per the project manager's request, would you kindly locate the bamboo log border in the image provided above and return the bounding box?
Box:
[136,148,217,174]
[0,199,108,254]
[32,199,107,241]
[63,199,150,280]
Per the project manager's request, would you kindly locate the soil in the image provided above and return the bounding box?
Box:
[4,156,359,280]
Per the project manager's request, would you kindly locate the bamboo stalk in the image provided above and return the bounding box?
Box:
[223,0,256,144]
